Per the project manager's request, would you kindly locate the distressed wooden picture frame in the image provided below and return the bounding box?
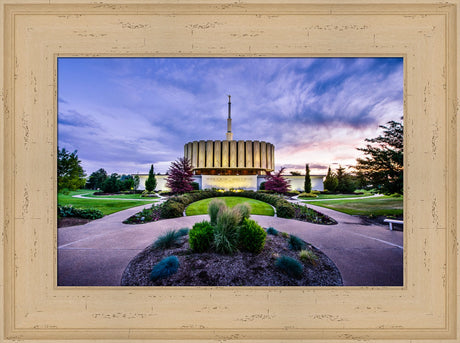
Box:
[0,0,458,341]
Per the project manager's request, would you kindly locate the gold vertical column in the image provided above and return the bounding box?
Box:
[214,140,221,168]
[253,141,260,168]
[237,140,245,167]
[271,144,275,171]
[198,140,206,168]
[221,140,229,168]
[187,142,193,164]
[267,144,272,171]
[230,140,237,168]
[206,140,214,168]
[192,141,198,169]
[245,140,253,168]
[260,141,267,169]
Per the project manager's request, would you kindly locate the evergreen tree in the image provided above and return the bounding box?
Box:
[166,157,194,194]
[57,147,86,191]
[101,173,120,193]
[323,166,338,192]
[304,164,311,193]
[264,167,291,194]
[355,120,403,194]
[335,165,355,193]
[145,164,157,192]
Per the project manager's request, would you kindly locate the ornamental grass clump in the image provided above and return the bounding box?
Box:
[151,230,182,250]
[288,234,306,251]
[150,256,180,281]
[176,228,189,237]
[299,249,319,266]
[275,255,304,279]
[232,202,251,224]
[238,218,267,254]
[208,198,226,225]
[189,221,214,253]
[213,208,240,254]
[266,227,278,236]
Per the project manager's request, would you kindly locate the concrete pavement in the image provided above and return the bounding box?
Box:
[58,203,403,287]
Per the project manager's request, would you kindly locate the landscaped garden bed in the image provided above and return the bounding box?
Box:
[123,189,336,225]
[121,199,342,286]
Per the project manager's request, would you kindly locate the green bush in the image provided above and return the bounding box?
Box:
[276,200,295,218]
[266,227,278,236]
[191,182,200,190]
[150,256,179,281]
[160,200,185,219]
[238,218,266,254]
[57,205,103,220]
[259,181,266,190]
[213,209,240,254]
[232,202,251,224]
[299,249,318,265]
[311,190,321,195]
[189,221,214,253]
[275,255,304,279]
[286,190,300,196]
[288,235,305,251]
[152,230,181,250]
[208,198,226,225]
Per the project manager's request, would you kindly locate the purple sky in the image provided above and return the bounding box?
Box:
[58,57,403,176]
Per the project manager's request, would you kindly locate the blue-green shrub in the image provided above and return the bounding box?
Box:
[288,235,306,251]
[266,227,278,236]
[176,228,189,237]
[189,221,214,253]
[238,218,266,254]
[152,230,182,250]
[150,256,180,281]
[275,255,304,279]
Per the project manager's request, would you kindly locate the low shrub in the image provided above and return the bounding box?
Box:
[208,198,226,225]
[238,218,267,254]
[191,182,200,190]
[288,235,305,251]
[298,192,318,198]
[150,256,180,281]
[275,255,304,279]
[281,232,289,238]
[311,190,321,195]
[390,193,403,197]
[57,205,103,220]
[160,200,185,218]
[189,221,214,253]
[286,190,300,196]
[266,227,278,236]
[213,209,240,254]
[259,181,266,190]
[176,228,189,237]
[152,230,181,250]
[299,249,319,265]
[292,204,337,225]
[276,200,295,218]
[232,202,251,224]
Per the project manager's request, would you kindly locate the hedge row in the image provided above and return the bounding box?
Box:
[58,205,103,220]
[160,190,295,219]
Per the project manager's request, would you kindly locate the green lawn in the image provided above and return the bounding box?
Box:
[58,190,157,215]
[185,197,275,216]
[301,196,403,217]
[299,193,376,200]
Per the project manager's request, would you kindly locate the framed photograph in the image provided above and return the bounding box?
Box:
[1,0,458,341]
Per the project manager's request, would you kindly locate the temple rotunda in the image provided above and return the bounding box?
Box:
[183,96,275,190]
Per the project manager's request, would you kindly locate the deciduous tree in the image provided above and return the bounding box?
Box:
[166,157,194,194]
[57,148,86,191]
[87,168,108,190]
[264,167,291,194]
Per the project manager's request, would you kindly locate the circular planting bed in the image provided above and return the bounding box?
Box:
[121,230,342,287]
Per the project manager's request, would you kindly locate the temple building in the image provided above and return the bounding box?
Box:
[137,97,325,191]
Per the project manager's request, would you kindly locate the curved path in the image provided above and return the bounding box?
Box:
[58,203,403,287]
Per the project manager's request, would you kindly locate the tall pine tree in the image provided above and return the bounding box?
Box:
[304,164,311,193]
[323,166,338,192]
[145,164,157,192]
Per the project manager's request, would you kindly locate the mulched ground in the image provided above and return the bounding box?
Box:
[58,217,92,228]
[121,233,343,286]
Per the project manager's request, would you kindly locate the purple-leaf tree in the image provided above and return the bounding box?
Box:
[166,157,194,194]
[264,167,291,194]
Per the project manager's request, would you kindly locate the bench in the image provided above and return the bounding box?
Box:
[383,219,403,231]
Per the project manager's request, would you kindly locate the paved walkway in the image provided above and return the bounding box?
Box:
[58,203,403,287]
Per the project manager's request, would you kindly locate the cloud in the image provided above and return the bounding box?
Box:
[58,57,403,175]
